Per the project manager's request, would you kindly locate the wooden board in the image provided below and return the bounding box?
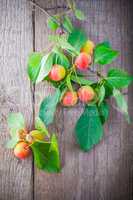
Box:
[0,0,33,199]
[0,0,133,199]
[33,0,133,200]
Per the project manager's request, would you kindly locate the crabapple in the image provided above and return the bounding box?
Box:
[78,86,95,103]
[48,64,66,81]
[75,52,92,70]
[14,142,31,159]
[62,91,78,107]
[81,40,95,55]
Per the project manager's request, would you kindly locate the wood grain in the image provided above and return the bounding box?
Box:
[0,0,133,199]
[33,0,133,200]
[0,0,33,199]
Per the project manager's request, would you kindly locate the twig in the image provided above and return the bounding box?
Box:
[30,1,51,17]
[45,6,68,11]
[30,1,70,16]
[29,0,71,33]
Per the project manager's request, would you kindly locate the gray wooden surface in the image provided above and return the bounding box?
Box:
[0,0,133,200]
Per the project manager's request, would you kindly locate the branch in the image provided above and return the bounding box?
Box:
[29,1,51,17]
[45,6,68,10]
[29,1,70,16]
[29,0,71,33]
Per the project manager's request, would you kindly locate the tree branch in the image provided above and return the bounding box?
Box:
[29,1,70,15]
[29,1,51,17]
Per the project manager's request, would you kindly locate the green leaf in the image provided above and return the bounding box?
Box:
[35,117,49,137]
[39,89,61,126]
[113,88,130,123]
[7,113,25,137]
[74,9,85,20]
[98,85,105,105]
[27,52,43,83]
[66,74,73,91]
[98,101,109,124]
[36,53,54,83]
[104,81,113,98]
[71,75,93,85]
[31,134,61,173]
[68,28,87,52]
[53,50,70,69]
[63,16,73,33]
[59,38,79,56]
[50,34,78,56]
[107,68,133,89]
[75,105,103,151]
[48,34,67,43]
[96,41,111,48]
[47,16,59,31]
[94,43,119,65]
[5,135,19,149]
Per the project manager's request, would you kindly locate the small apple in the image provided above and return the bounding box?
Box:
[78,86,95,103]
[81,40,95,55]
[48,64,66,81]
[62,91,78,107]
[14,142,31,159]
[75,52,92,70]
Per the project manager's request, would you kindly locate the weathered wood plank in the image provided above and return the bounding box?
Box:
[33,1,65,199]
[34,1,95,199]
[0,1,33,199]
[33,0,133,200]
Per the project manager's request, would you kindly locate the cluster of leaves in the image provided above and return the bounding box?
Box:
[47,0,85,32]
[6,1,133,173]
[6,113,60,173]
[27,14,133,153]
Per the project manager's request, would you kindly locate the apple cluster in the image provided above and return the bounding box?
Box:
[13,129,45,159]
[48,40,95,106]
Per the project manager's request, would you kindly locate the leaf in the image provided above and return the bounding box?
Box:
[50,34,78,56]
[98,85,105,105]
[53,50,70,69]
[63,16,73,33]
[104,81,113,98]
[29,130,45,142]
[31,134,61,173]
[35,117,49,136]
[51,34,78,56]
[71,75,93,85]
[7,113,25,137]
[48,34,68,43]
[47,16,59,31]
[68,28,87,52]
[27,52,43,83]
[96,41,111,48]
[74,9,85,20]
[59,38,78,56]
[94,43,119,65]
[39,89,61,126]
[113,88,130,123]
[98,101,109,124]
[107,68,133,89]
[66,75,73,91]
[36,53,54,83]
[5,135,19,149]
[75,105,103,151]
